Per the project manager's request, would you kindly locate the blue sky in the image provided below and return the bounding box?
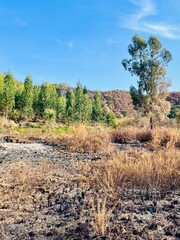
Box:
[0,0,179,91]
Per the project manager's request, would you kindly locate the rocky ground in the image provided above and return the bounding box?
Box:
[0,137,179,240]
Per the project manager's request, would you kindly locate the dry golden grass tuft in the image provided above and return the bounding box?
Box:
[150,127,180,149]
[81,149,180,199]
[0,117,18,130]
[89,196,110,236]
[111,127,153,143]
[111,127,180,150]
[61,124,114,154]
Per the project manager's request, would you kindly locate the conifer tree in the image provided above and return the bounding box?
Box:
[82,93,92,122]
[2,72,16,117]
[83,85,88,94]
[92,91,104,122]
[0,73,4,114]
[38,82,58,116]
[20,76,33,118]
[33,85,41,118]
[57,96,66,122]
[15,82,24,111]
[106,110,116,127]
[75,82,84,122]
[66,89,75,121]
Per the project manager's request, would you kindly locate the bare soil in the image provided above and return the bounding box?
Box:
[0,138,179,240]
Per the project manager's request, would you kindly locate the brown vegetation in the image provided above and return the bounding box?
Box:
[111,127,180,150]
[0,124,180,239]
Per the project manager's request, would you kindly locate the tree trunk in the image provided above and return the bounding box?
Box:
[150,116,153,130]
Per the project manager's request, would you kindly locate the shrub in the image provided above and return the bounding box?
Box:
[43,108,56,123]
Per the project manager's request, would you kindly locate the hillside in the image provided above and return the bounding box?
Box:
[167,92,180,106]
[100,90,180,117]
[57,85,180,117]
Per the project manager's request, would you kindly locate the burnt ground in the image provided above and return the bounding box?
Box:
[0,138,179,240]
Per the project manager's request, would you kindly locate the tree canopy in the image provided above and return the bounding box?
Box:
[122,35,172,127]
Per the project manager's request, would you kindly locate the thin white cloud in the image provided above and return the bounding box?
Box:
[122,0,180,39]
[55,38,74,49]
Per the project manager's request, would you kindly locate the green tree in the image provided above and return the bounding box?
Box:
[0,73,4,114]
[20,76,34,118]
[66,89,75,121]
[83,85,88,94]
[106,110,116,127]
[38,82,58,116]
[75,82,84,122]
[14,81,24,110]
[168,105,180,119]
[32,85,41,118]
[82,93,92,122]
[122,35,172,129]
[2,72,16,117]
[92,91,104,122]
[43,108,56,124]
[57,96,66,122]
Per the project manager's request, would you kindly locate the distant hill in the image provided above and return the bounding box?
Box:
[56,84,180,117]
[167,92,180,107]
[100,91,180,117]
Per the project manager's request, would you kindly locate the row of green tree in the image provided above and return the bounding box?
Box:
[0,72,116,125]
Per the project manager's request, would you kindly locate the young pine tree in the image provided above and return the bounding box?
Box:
[82,93,92,122]
[38,82,58,117]
[2,72,16,117]
[92,91,104,122]
[66,89,75,122]
[20,76,34,118]
[56,96,66,122]
[106,110,116,127]
[0,73,4,114]
[75,82,84,122]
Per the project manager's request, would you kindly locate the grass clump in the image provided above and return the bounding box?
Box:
[61,124,113,154]
[111,127,180,150]
[83,149,180,199]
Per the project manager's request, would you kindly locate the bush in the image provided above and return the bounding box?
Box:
[43,108,56,124]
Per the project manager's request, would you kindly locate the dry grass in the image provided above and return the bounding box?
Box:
[0,160,57,211]
[81,149,180,199]
[111,127,180,150]
[60,124,114,154]
[89,196,110,236]
[0,117,18,130]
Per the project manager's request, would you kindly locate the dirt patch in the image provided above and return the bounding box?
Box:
[0,141,179,239]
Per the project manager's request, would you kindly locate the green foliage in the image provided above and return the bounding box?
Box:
[2,72,16,117]
[43,108,56,123]
[168,105,180,119]
[82,93,92,122]
[15,82,24,110]
[20,76,33,118]
[75,82,85,122]
[92,91,104,122]
[106,110,116,127]
[38,82,58,116]
[0,73,4,112]
[66,89,75,121]
[0,72,117,124]
[122,35,172,126]
[57,96,66,122]
[33,85,41,117]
